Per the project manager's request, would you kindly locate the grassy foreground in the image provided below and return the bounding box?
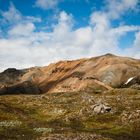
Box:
[0,89,140,140]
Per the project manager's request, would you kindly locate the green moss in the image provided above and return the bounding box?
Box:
[0,89,140,139]
[0,125,40,140]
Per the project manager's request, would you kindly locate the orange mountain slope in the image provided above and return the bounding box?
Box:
[0,54,140,94]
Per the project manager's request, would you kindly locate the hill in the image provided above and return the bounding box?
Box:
[0,54,140,94]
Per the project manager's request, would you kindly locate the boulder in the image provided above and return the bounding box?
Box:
[91,103,111,114]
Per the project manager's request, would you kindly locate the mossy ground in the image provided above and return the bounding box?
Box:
[0,89,140,140]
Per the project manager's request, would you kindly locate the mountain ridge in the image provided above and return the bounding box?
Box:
[0,54,140,94]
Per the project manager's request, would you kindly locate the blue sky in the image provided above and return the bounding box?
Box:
[0,0,104,31]
[0,0,140,70]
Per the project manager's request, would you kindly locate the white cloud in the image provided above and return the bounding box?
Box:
[35,0,60,10]
[106,0,138,19]
[90,12,110,29]
[134,31,140,47]
[125,31,140,58]
[1,3,22,23]
[0,2,41,25]
[87,0,140,56]
[8,23,35,37]
[0,1,140,71]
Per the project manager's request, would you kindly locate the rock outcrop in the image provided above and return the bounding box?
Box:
[91,103,111,114]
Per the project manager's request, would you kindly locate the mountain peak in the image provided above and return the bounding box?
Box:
[104,53,116,57]
[3,68,18,73]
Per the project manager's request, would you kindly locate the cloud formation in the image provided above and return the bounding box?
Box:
[0,0,140,71]
[35,0,60,10]
[1,3,41,25]
[106,0,138,19]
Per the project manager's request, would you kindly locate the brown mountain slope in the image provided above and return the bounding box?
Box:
[0,54,140,94]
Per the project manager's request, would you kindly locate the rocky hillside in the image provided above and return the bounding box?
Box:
[0,54,140,94]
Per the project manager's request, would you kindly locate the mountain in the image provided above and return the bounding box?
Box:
[0,54,140,94]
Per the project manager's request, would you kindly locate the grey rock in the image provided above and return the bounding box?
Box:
[91,103,111,114]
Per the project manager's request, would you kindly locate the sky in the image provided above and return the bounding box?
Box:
[0,0,140,71]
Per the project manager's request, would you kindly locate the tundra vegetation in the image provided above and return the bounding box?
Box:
[0,88,140,140]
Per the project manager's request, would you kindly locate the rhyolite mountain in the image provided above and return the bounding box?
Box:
[0,54,140,94]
